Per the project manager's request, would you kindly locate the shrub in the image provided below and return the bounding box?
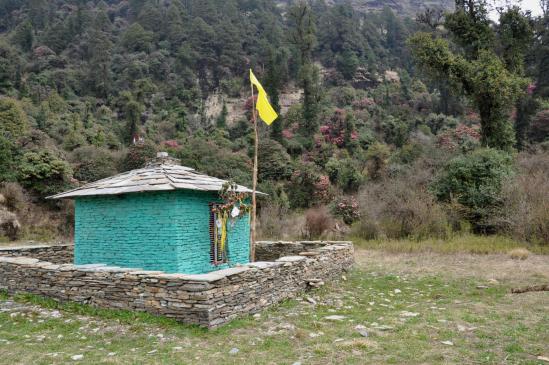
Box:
[257,201,304,240]
[431,148,514,233]
[304,207,333,239]
[332,197,360,225]
[528,109,549,143]
[120,142,157,171]
[437,124,481,152]
[177,137,252,186]
[18,150,73,196]
[313,175,333,204]
[0,97,29,138]
[320,109,357,148]
[0,182,26,212]
[508,248,530,260]
[354,178,451,240]
[424,113,458,135]
[500,152,549,245]
[71,146,120,182]
[287,164,324,209]
[381,116,409,147]
[326,157,363,192]
[0,134,19,182]
[396,142,423,164]
[365,142,391,180]
[378,192,450,240]
[351,218,380,240]
[0,209,20,240]
[259,139,293,181]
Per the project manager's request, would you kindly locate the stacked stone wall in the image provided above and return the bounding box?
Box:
[0,241,353,328]
[0,245,73,264]
[255,240,346,261]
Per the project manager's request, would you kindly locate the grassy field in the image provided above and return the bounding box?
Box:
[0,247,548,364]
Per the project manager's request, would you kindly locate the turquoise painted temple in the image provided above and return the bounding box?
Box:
[50,153,254,274]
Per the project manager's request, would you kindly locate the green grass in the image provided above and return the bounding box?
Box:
[0,255,547,365]
[351,233,549,255]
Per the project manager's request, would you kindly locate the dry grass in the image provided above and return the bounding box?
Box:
[354,248,549,285]
[352,233,549,255]
[508,248,530,260]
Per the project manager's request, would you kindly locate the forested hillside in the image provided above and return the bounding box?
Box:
[0,0,548,245]
[275,0,454,17]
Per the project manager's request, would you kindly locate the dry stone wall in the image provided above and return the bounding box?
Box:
[255,240,344,261]
[0,244,73,264]
[0,241,353,328]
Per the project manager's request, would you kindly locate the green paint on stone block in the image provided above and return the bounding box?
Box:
[74,190,250,274]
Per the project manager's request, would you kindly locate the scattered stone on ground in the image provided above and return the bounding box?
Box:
[372,324,394,331]
[400,311,419,318]
[324,315,346,321]
[356,327,369,337]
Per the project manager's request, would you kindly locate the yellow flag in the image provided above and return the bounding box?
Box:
[250,69,278,125]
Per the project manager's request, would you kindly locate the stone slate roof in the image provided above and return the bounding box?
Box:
[49,161,258,199]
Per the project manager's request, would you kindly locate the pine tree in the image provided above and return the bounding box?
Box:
[123,97,143,145]
[534,11,549,97]
[288,2,320,138]
[265,48,282,141]
[216,102,228,128]
[12,20,33,52]
[87,11,113,99]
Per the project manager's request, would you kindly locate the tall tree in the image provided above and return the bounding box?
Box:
[497,6,533,74]
[533,8,549,97]
[87,10,113,99]
[409,33,527,151]
[496,6,535,148]
[12,20,33,52]
[288,1,320,138]
[445,0,494,59]
[264,48,284,141]
[409,1,530,151]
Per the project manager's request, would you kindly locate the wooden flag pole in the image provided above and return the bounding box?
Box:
[250,78,258,262]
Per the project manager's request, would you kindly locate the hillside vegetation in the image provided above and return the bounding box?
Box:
[0,0,548,246]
